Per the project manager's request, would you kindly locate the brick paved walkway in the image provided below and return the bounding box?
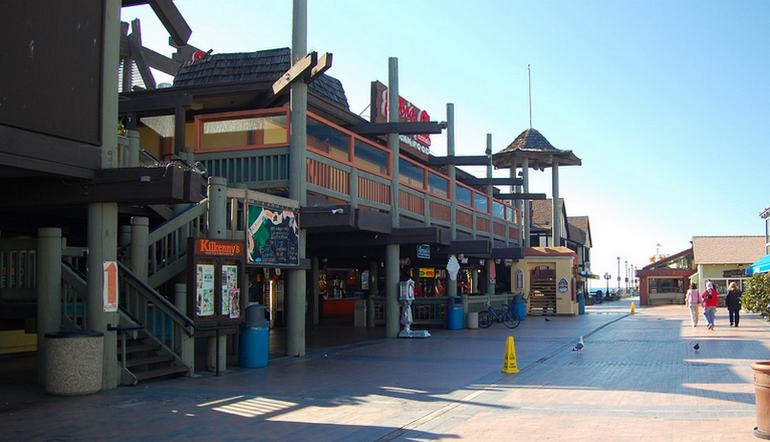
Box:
[1,298,767,441]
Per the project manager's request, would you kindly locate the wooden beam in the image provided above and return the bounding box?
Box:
[128,20,156,89]
[444,240,491,256]
[496,193,547,200]
[0,126,100,179]
[147,0,192,46]
[428,155,489,166]
[272,52,317,95]
[491,247,524,260]
[310,52,333,79]
[140,46,182,75]
[463,177,523,186]
[345,121,446,136]
[119,92,192,114]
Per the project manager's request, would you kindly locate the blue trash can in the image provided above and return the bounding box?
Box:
[240,304,269,368]
[447,304,464,329]
[578,292,586,315]
[512,294,527,321]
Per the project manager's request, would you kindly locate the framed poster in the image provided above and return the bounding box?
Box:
[196,264,215,316]
[247,204,299,266]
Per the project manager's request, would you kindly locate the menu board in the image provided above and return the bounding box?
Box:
[196,264,215,316]
[246,204,299,266]
[222,264,241,319]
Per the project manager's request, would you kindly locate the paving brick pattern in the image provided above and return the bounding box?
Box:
[1,298,767,441]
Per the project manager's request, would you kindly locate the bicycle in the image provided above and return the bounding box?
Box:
[478,300,520,329]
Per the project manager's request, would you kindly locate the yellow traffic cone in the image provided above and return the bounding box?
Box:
[502,336,519,374]
[631,302,635,315]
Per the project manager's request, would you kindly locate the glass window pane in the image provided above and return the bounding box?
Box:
[354,140,389,175]
[399,158,424,188]
[428,173,448,198]
[474,193,488,212]
[492,201,505,218]
[506,206,513,221]
[200,115,288,150]
[308,118,350,161]
[456,186,472,207]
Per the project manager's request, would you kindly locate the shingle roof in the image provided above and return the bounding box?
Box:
[692,236,765,265]
[173,48,349,109]
[531,198,565,230]
[567,216,589,246]
[492,128,582,170]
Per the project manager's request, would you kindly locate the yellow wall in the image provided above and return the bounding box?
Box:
[511,250,577,315]
[0,330,36,354]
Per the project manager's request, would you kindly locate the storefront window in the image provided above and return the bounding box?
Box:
[428,173,448,198]
[399,158,424,188]
[474,193,488,212]
[200,115,288,150]
[307,118,350,161]
[506,206,514,221]
[354,140,389,175]
[456,186,472,207]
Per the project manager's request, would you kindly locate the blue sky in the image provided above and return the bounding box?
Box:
[123,1,770,282]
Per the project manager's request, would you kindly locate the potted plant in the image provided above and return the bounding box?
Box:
[745,273,770,438]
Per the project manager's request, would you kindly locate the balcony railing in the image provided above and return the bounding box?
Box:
[191,107,519,243]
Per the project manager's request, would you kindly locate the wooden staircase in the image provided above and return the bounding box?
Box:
[118,330,189,384]
[528,280,557,316]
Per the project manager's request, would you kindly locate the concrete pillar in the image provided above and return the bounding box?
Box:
[551,159,560,247]
[287,0,308,357]
[207,176,227,371]
[486,259,495,295]
[311,256,320,326]
[129,217,149,283]
[513,168,522,246]
[174,283,194,372]
[386,57,401,338]
[385,245,400,338]
[208,177,228,240]
[87,203,119,389]
[127,129,140,167]
[447,103,457,241]
[287,231,306,357]
[367,260,378,327]
[522,157,530,248]
[36,228,62,385]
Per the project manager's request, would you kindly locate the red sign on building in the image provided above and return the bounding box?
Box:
[370,81,432,161]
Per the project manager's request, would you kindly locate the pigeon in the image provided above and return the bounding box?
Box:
[572,336,585,352]
[544,317,551,322]
[693,343,700,351]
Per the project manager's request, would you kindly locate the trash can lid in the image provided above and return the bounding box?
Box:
[45,330,104,339]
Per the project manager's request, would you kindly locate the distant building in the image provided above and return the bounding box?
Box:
[530,198,568,247]
[747,206,770,275]
[692,235,765,296]
[636,248,695,305]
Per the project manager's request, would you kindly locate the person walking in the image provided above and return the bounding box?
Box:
[726,282,742,327]
[701,281,719,330]
[684,282,700,327]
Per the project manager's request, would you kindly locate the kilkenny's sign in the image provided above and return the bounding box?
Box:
[370,80,432,160]
[195,239,244,257]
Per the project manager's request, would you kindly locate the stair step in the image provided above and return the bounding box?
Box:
[125,354,175,368]
[123,343,161,354]
[134,364,189,382]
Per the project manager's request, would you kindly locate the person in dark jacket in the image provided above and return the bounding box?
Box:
[726,282,742,327]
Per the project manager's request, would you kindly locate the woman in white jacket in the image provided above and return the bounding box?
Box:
[684,282,700,327]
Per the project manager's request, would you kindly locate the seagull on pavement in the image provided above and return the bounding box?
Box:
[572,336,585,352]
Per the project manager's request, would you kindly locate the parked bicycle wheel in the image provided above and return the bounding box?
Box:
[478,311,493,328]
[503,310,520,329]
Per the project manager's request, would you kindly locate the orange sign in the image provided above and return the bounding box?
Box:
[195,239,244,257]
[103,261,118,312]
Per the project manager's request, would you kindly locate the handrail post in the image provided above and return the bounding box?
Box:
[174,283,194,374]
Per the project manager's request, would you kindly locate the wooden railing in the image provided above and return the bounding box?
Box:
[190,107,520,244]
[147,200,208,288]
[61,261,87,330]
[118,262,194,373]
[371,293,518,326]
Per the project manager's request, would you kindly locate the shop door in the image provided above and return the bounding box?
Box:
[529,265,556,315]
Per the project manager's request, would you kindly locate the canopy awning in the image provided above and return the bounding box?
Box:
[747,254,770,276]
